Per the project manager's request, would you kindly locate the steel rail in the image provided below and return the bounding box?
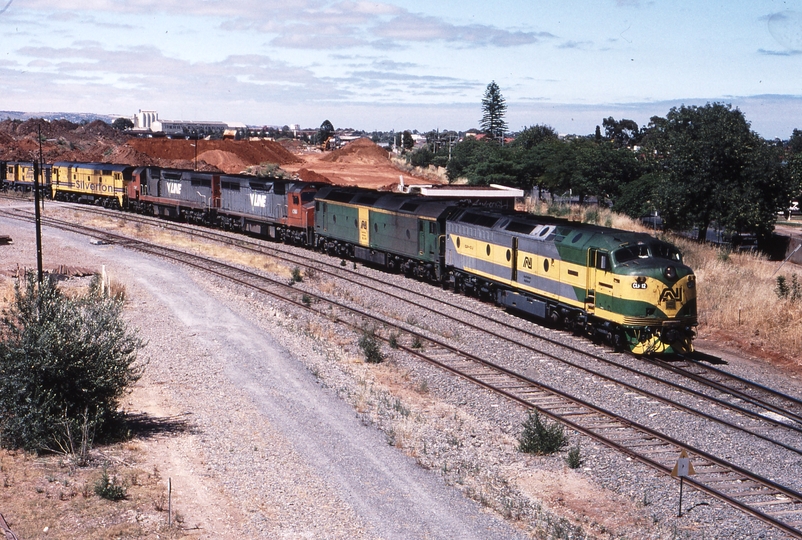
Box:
[662,355,802,426]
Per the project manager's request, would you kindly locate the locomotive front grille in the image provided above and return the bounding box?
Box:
[623,316,696,326]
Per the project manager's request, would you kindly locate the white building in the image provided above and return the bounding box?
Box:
[134,110,158,131]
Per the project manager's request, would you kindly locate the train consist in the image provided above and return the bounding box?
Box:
[1,160,697,355]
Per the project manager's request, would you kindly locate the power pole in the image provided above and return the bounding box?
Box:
[34,124,44,283]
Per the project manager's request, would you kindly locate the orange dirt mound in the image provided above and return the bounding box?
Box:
[195,150,248,174]
[320,138,391,165]
[294,168,333,184]
[127,139,302,167]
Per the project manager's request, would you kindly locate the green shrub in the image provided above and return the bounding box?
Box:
[359,328,384,364]
[776,275,789,299]
[291,266,303,283]
[565,444,583,469]
[0,272,144,452]
[94,467,127,501]
[779,274,802,301]
[546,204,570,217]
[518,410,567,455]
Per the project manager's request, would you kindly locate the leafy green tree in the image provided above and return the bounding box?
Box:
[572,141,644,203]
[318,119,334,145]
[613,171,664,219]
[402,130,414,151]
[789,153,802,198]
[788,128,802,154]
[719,137,791,240]
[0,273,144,452]
[645,103,787,241]
[537,137,582,198]
[511,124,558,150]
[602,117,641,147]
[409,146,450,169]
[446,137,519,185]
[111,117,134,131]
[480,81,508,142]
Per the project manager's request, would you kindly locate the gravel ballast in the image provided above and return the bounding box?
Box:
[2,203,799,539]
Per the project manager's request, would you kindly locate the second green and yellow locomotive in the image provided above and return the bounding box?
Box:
[314,186,696,355]
[445,208,696,354]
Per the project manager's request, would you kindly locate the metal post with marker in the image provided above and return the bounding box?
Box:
[34,125,44,283]
[168,477,172,527]
[671,449,696,517]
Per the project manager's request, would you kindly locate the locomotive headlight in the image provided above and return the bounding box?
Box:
[664,265,677,280]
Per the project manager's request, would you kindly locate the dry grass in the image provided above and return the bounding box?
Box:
[0,448,195,539]
[0,278,16,307]
[673,237,802,364]
[390,156,450,184]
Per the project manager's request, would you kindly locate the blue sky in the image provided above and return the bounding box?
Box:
[1,0,801,138]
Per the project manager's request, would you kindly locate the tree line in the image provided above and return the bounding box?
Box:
[411,84,802,244]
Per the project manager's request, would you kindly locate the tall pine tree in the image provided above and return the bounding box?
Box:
[480,81,508,143]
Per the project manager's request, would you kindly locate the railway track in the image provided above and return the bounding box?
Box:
[61,205,802,448]
[4,204,802,536]
[661,356,802,427]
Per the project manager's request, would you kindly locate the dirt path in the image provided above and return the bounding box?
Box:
[0,210,527,539]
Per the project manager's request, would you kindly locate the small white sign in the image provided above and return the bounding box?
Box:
[671,449,695,478]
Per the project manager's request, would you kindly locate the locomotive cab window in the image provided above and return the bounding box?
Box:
[596,253,609,271]
[652,242,682,262]
[614,245,649,263]
[292,195,299,205]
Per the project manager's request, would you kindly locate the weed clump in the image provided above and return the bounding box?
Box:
[291,266,303,283]
[94,467,127,501]
[518,410,567,455]
[359,328,384,364]
[776,274,801,301]
[565,444,583,469]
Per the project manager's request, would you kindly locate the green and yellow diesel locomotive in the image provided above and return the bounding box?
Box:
[445,208,697,354]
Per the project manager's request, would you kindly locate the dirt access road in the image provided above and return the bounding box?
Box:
[0,208,527,539]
